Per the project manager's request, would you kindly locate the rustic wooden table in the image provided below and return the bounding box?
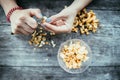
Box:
[0,0,120,80]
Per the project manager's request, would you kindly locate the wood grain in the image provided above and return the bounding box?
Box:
[0,66,119,80]
[0,0,120,80]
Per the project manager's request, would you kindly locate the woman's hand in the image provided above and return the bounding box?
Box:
[42,0,92,34]
[42,7,77,33]
[10,8,41,35]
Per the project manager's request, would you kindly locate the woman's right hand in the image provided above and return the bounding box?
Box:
[10,8,42,35]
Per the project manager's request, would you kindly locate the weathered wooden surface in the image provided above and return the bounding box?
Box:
[0,0,120,80]
[0,66,119,80]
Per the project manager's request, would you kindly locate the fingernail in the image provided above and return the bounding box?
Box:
[33,16,37,20]
[40,13,43,17]
[46,18,51,23]
[11,32,14,35]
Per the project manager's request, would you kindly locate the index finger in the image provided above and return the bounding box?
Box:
[42,22,71,33]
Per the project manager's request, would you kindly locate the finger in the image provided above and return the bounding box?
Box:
[49,20,65,26]
[43,26,54,32]
[24,16,38,29]
[50,13,67,23]
[40,24,53,32]
[11,29,21,34]
[43,22,70,33]
[28,8,42,18]
[18,28,30,35]
[55,20,65,26]
[11,25,29,35]
[11,25,20,34]
[13,31,23,35]
[21,23,35,33]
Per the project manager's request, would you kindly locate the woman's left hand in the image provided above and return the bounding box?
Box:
[42,7,77,33]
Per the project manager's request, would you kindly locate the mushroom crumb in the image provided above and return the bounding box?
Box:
[60,41,89,69]
[28,16,56,47]
[72,8,99,34]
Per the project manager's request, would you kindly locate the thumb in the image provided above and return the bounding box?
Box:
[28,8,42,18]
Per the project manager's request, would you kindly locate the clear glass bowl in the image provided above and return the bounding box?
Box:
[57,39,92,74]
